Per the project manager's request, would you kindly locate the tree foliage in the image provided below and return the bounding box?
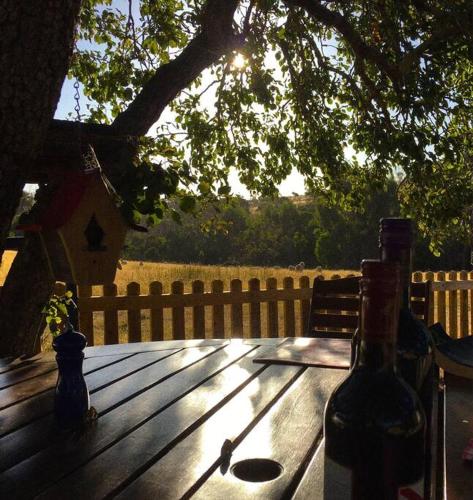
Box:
[71,0,473,248]
[124,189,470,271]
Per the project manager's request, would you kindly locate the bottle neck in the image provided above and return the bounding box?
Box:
[380,245,411,310]
[354,291,399,371]
[356,339,396,371]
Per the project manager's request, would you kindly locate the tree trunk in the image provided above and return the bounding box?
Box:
[0,234,54,356]
[0,0,82,357]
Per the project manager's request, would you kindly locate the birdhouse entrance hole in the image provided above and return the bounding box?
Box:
[84,214,106,252]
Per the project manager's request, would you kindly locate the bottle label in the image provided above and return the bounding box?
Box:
[324,456,352,499]
[398,476,424,499]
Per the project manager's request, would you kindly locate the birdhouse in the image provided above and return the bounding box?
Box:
[19,146,128,286]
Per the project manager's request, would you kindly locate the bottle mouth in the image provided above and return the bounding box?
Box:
[379,217,412,231]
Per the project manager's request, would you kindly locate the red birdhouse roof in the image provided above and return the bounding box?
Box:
[41,169,98,230]
[19,169,103,232]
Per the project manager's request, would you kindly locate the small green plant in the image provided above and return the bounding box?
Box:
[42,291,76,336]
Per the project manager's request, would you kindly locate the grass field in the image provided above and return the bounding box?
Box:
[1,251,356,290]
[110,260,356,294]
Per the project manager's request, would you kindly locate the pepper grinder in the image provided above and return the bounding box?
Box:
[52,324,90,426]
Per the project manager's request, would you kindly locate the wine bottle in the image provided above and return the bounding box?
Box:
[324,260,426,500]
[379,218,433,395]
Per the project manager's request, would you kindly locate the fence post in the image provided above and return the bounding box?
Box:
[78,285,94,346]
[447,271,458,338]
[150,281,164,341]
[171,281,185,340]
[437,271,446,327]
[211,280,225,338]
[299,276,310,337]
[103,283,118,345]
[283,277,295,337]
[412,271,422,282]
[127,282,141,343]
[266,277,279,338]
[424,271,435,326]
[249,278,261,338]
[230,279,243,338]
[192,280,205,339]
[459,270,468,338]
[412,271,422,321]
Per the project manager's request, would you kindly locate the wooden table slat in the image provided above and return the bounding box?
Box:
[84,338,228,357]
[1,346,213,438]
[293,440,325,500]
[0,362,57,389]
[193,367,346,500]
[0,353,131,412]
[115,363,303,499]
[0,352,56,375]
[0,349,181,471]
[0,344,256,498]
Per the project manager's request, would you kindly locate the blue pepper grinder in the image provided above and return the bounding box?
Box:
[52,324,90,426]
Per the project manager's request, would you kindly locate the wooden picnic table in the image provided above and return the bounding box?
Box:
[0,337,469,499]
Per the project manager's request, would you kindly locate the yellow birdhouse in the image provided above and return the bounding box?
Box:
[19,146,128,286]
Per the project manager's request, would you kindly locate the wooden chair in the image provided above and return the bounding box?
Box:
[307,276,432,338]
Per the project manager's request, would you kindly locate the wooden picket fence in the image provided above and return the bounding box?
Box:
[73,270,473,346]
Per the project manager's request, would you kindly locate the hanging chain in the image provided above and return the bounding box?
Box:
[73,78,81,122]
[73,33,81,122]
[72,34,90,171]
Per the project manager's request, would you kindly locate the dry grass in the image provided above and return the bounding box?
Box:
[110,260,356,295]
[0,251,16,285]
[1,251,355,290]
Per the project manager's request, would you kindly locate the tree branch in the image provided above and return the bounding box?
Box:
[284,0,400,85]
[398,25,465,74]
[112,0,242,136]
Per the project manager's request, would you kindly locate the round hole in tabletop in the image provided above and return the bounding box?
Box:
[231,458,283,482]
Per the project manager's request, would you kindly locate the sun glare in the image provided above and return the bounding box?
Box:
[232,53,247,70]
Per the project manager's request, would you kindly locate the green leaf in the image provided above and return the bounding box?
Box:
[57,303,68,316]
[170,209,182,224]
[179,195,196,213]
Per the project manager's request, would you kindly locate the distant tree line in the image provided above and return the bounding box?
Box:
[124,183,471,271]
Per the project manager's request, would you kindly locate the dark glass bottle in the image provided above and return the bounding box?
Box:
[324,260,426,500]
[379,218,433,395]
[53,325,90,427]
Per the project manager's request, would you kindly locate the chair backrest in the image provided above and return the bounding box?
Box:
[307,276,432,338]
[410,281,432,323]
